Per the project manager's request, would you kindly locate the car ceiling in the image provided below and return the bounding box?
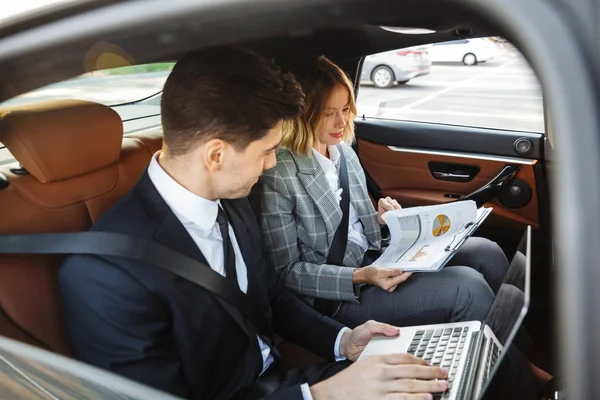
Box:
[0,0,502,104]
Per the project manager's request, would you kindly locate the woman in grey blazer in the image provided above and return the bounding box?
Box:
[253,56,510,329]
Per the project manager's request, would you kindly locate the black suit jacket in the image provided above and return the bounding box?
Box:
[59,171,345,400]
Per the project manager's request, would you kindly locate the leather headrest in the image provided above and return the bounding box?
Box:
[0,100,123,183]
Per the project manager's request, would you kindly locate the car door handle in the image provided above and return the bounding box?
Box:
[454,164,522,207]
[428,161,479,182]
[433,172,472,181]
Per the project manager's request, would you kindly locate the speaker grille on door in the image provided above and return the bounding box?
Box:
[498,178,532,209]
[514,137,534,156]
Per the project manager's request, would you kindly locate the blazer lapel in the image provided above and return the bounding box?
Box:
[353,197,381,248]
[136,173,265,374]
[135,170,210,266]
[292,152,342,241]
[154,213,211,266]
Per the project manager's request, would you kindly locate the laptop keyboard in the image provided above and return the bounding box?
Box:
[407,326,469,400]
[482,337,501,383]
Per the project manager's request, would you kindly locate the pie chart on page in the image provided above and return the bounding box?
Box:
[432,214,451,237]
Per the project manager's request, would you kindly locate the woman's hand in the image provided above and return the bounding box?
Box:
[353,266,413,292]
[377,196,402,225]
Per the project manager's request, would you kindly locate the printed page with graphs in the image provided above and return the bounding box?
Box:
[373,200,492,272]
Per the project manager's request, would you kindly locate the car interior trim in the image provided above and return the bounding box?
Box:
[387,146,537,165]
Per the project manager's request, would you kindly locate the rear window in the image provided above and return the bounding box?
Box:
[0,63,174,108]
[0,62,173,164]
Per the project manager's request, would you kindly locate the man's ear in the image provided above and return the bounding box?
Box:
[203,138,227,172]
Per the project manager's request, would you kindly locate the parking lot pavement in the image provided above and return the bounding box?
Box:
[356,49,544,133]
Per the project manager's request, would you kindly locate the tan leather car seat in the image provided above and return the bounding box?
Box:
[0,100,162,356]
[0,99,323,371]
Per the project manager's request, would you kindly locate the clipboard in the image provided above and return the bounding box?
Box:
[444,207,493,253]
[376,204,494,273]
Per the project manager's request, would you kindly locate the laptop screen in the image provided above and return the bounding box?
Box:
[482,225,531,347]
[477,225,531,398]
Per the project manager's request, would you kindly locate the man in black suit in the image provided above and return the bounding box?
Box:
[58,47,449,400]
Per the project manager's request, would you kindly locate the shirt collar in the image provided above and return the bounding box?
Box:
[147,152,219,231]
[312,145,340,172]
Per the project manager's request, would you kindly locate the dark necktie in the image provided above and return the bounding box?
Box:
[216,206,238,286]
[217,206,276,353]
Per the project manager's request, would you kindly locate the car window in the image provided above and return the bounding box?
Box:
[356,36,544,133]
[434,39,469,46]
[0,62,174,108]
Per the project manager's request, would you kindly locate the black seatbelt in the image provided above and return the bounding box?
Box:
[326,145,351,266]
[314,144,351,316]
[0,231,271,342]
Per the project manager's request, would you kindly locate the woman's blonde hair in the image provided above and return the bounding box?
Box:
[282,56,357,155]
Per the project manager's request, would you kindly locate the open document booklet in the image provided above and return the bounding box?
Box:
[373,200,492,272]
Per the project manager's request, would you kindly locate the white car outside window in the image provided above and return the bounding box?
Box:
[429,38,498,65]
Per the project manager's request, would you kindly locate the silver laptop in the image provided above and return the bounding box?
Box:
[358,226,532,400]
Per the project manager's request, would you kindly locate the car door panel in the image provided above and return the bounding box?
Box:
[355,121,541,229]
[354,119,542,159]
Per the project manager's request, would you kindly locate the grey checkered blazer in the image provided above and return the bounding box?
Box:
[253,144,382,305]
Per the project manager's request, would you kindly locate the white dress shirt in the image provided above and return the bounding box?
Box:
[148,154,348,399]
[312,146,369,252]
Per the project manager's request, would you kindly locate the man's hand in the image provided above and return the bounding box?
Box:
[377,196,402,225]
[310,353,448,400]
[339,320,400,361]
[353,266,413,292]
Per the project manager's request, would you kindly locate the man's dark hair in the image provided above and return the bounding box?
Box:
[161,46,305,156]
